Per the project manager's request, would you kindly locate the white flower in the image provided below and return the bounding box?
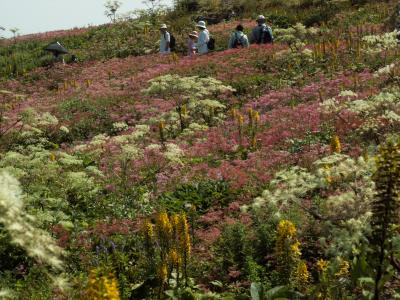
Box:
[164,143,184,164]
[339,90,358,98]
[112,121,129,132]
[59,126,69,133]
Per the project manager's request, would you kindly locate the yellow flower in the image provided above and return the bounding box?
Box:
[179,213,191,257]
[277,220,297,239]
[103,274,121,300]
[49,153,56,162]
[335,258,350,277]
[330,135,341,154]
[142,218,154,240]
[84,269,120,300]
[168,248,181,265]
[316,259,329,272]
[158,263,168,281]
[253,111,260,124]
[237,114,244,127]
[159,121,166,131]
[290,241,302,257]
[181,105,187,116]
[294,261,310,287]
[157,212,172,237]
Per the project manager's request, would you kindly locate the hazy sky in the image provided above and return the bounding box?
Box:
[0,0,172,38]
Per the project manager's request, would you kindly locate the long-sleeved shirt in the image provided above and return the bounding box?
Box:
[196,30,209,54]
[228,31,250,49]
[250,24,273,44]
[188,38,197,56]
[160,31,171,53]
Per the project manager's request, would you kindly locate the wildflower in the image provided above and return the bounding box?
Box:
[179,213,191,257]
[142,218,154,240]
[158,263,168,282]
[103,273,121,300]
[293,261,310,291]
[168,248,181,265]
[335,258,350,277]
[290,240,302,257]
[49,153,56,162]
[156,212,172,240]
[277,220,297,240]
[316,259,329,272]
[330,135,341,154]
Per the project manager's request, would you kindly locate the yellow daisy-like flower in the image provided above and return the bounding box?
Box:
[316,259,329,272]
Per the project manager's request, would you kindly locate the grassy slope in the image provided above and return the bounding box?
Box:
[1,0,400,297]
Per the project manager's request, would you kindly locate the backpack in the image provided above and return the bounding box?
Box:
[169,34,176,51]
[207,37,215,50]
[258,26,273,44]
[232,33,243,48]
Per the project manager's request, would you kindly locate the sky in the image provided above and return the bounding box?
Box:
[0,0,172,38]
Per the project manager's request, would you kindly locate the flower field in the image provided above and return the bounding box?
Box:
[2,0,400,298]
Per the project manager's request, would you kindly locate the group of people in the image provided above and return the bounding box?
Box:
[159,15,274,56]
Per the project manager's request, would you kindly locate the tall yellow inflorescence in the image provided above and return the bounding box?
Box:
[156,211,173,240]
[275,220,304,286]
[276,220,298,256]
[178,213,191,258]
[84,269,121,300]
[293,261,310,292]
[330,135,341,154]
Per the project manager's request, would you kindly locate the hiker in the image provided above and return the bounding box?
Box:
[188,31,198,56]
[250,15,274,44]
[159,24,171,54]
[228,24,249,49]
[196,21,210,54]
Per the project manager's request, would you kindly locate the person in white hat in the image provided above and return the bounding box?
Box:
[196,21,210,54]
[250,15,273,44]
[188,31,198,56]
[159,24,171,54]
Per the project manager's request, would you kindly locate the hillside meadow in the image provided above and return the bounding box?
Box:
[1,0,400,299]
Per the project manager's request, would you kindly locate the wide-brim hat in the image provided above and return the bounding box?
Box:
[196,21,206,29]
[160,24,167,29]
[189,31,198,38]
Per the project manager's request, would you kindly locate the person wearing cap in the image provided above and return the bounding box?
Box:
[159,24,171,54]
[228,24,249,49]
[196,21,210,55]
[188,31,198,56]
[250,15,273,44]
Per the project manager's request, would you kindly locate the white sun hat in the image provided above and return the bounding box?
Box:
[160,24,168,29]
[196,21,207,29]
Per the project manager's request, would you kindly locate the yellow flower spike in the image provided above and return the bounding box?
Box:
[248,108,254,123]
[168,248,181,265]
[252,111,260,124]
[49,153,56,162]
[330,135,341,154]
[316,259,329,272]
[335,258,350,277]
[231,108,238,119]
[142,218,154,240]
[277,220,297,239]
[156,212,173,239]
[158,263,168,282]
[178,213,191,257]
[181,105,187,116]
[294,261,310,290]
[159,121,165,131]
[237,114,244,127]
[290,241,302,257]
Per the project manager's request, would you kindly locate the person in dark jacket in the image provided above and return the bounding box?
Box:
[250,15,273,44]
